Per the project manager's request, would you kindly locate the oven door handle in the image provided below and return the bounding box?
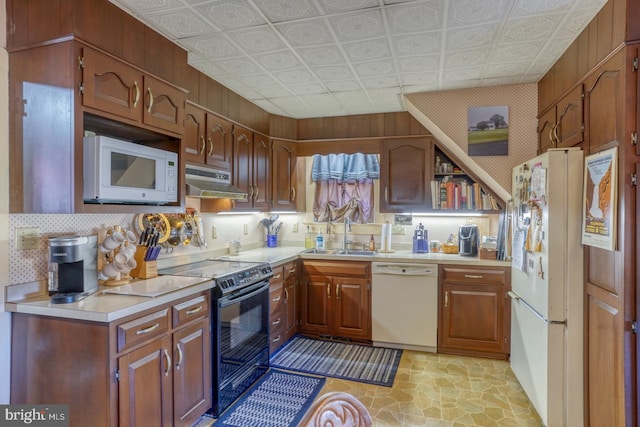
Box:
[219,280,269,307]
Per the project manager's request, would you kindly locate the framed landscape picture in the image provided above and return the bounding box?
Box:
[467,106,509,156]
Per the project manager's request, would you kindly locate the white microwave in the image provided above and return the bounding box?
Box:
[83,135,178,204]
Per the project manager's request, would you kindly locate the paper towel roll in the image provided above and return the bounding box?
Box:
[380,222,392,252]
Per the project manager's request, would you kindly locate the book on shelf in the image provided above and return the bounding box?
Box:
[430,178,500,211]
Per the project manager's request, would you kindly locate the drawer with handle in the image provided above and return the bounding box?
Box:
[441,266,507,285]
[172,294,209,328]
[117,308,170,352]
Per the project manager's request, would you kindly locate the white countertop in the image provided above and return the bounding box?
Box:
[5,246,510,322]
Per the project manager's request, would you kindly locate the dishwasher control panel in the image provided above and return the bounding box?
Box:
[372,263,437,276]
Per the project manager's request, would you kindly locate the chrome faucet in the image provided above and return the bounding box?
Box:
[343,217,352,250]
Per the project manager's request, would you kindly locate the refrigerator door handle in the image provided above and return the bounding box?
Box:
[508,291,564,325]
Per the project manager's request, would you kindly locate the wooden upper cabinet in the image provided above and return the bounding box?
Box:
[183,103,232,171]
[81,47,185,136]
[380,138,432,212]
[585,49,626,152]
[555,85,584,149]
[538,108,557,154]
[232,127,270,211]
[271,139,298,211]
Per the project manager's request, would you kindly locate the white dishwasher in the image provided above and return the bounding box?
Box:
[372,262,438,352]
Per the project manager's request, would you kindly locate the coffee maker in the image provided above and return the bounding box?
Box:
[48,235,98,304]
[412,223,429,253]
[458,224,479,257]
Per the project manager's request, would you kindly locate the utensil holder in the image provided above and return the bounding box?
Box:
[130,246,158,279]
[267,234,277,248]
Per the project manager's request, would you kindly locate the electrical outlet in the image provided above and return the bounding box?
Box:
[243,224,248,235]
[16,227,40,250]
[211,225,217,239]
[292,222,299,233]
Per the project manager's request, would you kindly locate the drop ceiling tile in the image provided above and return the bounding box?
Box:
[269,96,315,113]
[317,0,380,14]
[145,8,214,38]
[398,55,439,73]
[252,0,320,23]
[386,1,444,34]
[511,0,574,16]
[402,71,439,86]
[111,0,183,13]
[289,83,328,95]
[490,42,544,63]
[558,8,601,37]
[576,0,607,8]
[193,0,265,31]
[181,34,242,58]
[258,86,295,98]
[313,65,355,81]
[239,74,281,88]
[190,61,233,79]
[275,19,335,47]
[371,96,404,112]
[484,61,530,78]
[218,57,262,75]
[403,83,440,94]
[392,32,441,56]
[443,66,483,82]
[480,76,525,86]
[226,27,287,53]
[447,0,510,27]
[329,10,386,42]
[527,58,555,74]
[297,45,346,65]
[499,14,564,43]
[332,90,370,104]
[361,75,399,88]
[446,24,499,51]
[353,59,395,78]
[297,93,343,110]
[343,39,391,62]
[273,69,317,85]
[325,80,362,92]
[252,99,288,116]
[253,50,302,71]
[444,48,490,68]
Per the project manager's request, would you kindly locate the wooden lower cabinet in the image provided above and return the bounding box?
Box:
[10,292,211,427]
[269,261,299,353]
[438,265,511,359]
[300,261,371,341]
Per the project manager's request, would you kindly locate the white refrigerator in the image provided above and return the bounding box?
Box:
[509,148,584,427]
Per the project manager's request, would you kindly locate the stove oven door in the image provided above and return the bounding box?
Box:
[212,280,270,416]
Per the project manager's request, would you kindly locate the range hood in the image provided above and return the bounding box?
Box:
[185,164,248,200]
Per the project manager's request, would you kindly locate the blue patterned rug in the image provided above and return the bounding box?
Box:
[270,336,402,387]
[215,370,325,427]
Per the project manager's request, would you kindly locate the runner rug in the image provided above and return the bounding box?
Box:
[270,335,402,387]
[215,370,325,427]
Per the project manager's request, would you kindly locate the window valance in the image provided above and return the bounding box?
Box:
[311,153,380,182]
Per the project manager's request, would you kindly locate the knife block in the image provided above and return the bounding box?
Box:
[130,246,158,279]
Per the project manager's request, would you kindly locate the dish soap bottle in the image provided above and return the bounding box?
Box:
[305,226,315,249]
[369,234,375,251]
[316,230,325,250]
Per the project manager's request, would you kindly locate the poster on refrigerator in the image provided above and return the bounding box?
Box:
[581,147,617,250]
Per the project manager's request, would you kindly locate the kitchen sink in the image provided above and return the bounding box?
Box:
[302,248,378,256]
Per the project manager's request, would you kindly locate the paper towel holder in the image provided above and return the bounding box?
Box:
[378,221,395,253]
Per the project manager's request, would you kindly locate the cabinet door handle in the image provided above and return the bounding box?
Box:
[288,268,296,274]
[186,305,203,316]
[248,185,254,200]
[291,187,296,201]
[284,288,289,302]
[207,137,213,157]
[273,273,282,279]
[136,323,159,335]
[146,87,154,112]
[272,318,281,326]
[133,81,140,108]
[175,344,183,370]
[444,291,449,308]
[326,283,330,298]
[163,349,171,376]
[272,295,281,303]
[335,283,340,300]
[384,187,389,202]
[199,135,206,155]
[553,123,559,144]
[253,186,259,201]
[464,274,483,279]
[272,335,281,343]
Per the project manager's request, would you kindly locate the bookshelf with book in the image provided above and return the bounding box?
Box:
[430,145,503,212]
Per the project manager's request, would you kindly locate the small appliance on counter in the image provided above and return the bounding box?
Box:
[48,235,98,304]
[458,224,479,256]
[412,223,429,253]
